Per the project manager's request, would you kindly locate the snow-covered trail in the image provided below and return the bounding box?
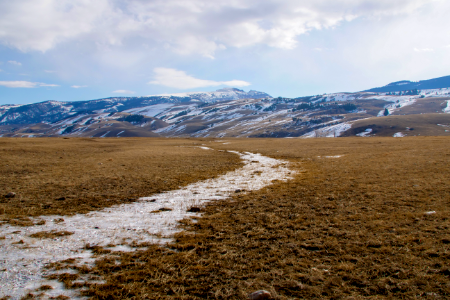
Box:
[0,149,295,299]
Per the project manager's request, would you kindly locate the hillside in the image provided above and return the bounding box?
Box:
[364,75,450,93]
[1,76,450,138]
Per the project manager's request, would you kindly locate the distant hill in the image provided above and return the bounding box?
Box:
[363,75,450,93]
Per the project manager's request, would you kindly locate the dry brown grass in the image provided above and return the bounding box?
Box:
[63,137,450,299]
[342,113,450,137]
[29,230,74,239]
[0,138,242,224]
[392,98,450,115]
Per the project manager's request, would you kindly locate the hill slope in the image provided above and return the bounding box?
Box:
[364,75,450,93]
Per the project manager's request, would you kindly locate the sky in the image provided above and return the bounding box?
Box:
[0,0,449,105]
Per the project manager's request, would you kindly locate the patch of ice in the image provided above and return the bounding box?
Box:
[0,150,295,299]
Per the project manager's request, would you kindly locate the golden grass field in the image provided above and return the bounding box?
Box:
[2,137,450,299]
[0,138,242,226]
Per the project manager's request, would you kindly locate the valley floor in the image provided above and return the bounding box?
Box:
[1,137,450,299]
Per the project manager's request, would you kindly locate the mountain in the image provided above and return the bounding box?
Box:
[1,77,450,139]
[0,88,271,125]
[363,75,450,93]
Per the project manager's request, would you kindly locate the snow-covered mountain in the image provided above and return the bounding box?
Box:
[1,77,450,139]
[154,88,270,102]
[0,88,271,125]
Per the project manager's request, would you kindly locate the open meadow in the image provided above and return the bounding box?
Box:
[1,137,450,299]
[0,138,243,225]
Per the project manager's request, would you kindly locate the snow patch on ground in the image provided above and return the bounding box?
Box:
[0,150,295,299]
[376,97,418,116]
[443,100,450,113]
[393,132,406,137]
[302,122,352,138]
[356,128,373,137]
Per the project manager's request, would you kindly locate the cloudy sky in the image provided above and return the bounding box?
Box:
[0,0,449,104]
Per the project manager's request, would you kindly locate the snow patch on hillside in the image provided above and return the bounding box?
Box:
[376,96,418,116]
[357,128,373,137]
[302,122,352,138]
[151,88,271,103]
[124,103,174,117]
[443,100,450,113]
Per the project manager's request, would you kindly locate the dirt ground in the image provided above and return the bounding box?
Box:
[0,138,242,226]
[3,137,450,299]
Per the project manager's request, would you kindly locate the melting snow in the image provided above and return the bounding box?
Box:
[302,122,352,138]
[99,131,110,138]
[124,103,175,118]
[356,128,373,137]
[0,150,295,299]
[393,132,405,137]
[443,100,450,113]
[376,96,418,116]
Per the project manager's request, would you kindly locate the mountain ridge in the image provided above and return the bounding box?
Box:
[1,75,450,138]
[363,75,450,93]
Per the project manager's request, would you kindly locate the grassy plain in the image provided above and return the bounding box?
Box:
[3,137,450,299]
[0,138,242,225]
[80,137,450,299]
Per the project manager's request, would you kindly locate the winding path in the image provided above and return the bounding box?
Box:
[0,149,295,299]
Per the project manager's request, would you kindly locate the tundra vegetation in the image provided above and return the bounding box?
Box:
[1,137,450,299]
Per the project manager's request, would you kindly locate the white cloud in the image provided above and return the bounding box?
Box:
[149,68,251,89]
[39,83,59,87]
[0,81,36,88]
[0,81,58,88]
[0,0,433,57]
[8,60,22,66]
[71,85,88,88]
[414,47,434,52]
[112,89,135,94]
